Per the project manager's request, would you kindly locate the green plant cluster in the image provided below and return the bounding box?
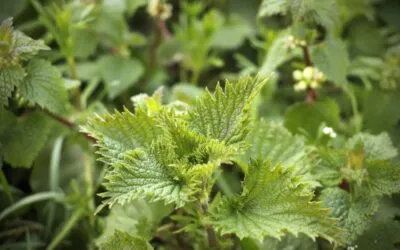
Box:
[1,0,400,250]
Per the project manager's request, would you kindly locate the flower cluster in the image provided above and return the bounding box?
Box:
[322,126,337,138]
[147,0,172,20]
[292,66,326,91]
[284,35,306,50]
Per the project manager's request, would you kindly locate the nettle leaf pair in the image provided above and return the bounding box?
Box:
[0,18,68,167]
[83,76,344,246]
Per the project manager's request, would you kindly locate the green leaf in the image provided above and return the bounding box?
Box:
[98,55,144,99]
[125,0,148,15]
[240,120,318,184]
[1,111,51,167]
[260,30,295,74]
[19,59,68,114]
[346,133,398,161]
[258,0,288,17]
[0,108,16,154]
[362,91,400,133]
[260,234,318,250]
[71,28,98,59]
[82,108,162,164]
[30,143,88,192]
[241,120,308,167]
[99,230,152,250]
[347,17,385,57]
[11,31,49,59]
[343,133,400,197]
[362,160,400,197]
[258,0,338,30]
[311,38,349,85]
[211,15,251,50]
[97,200,172,245]
[170,83,204,106]
[321,187,380,244]
[100,146,194,208]
[209,160,342,242]
[0,19,49,108]
[310,148,344,186]
[284,98,340,139]
[189,76,267,146]
[290,0,339,30]
[0,64,24,107]
[355,219,400,250]
[0,18,48,59]
[0,18,13,56]
[0,0,26,22]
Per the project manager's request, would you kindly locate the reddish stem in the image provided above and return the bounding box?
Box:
[157,19,171,40]
[150,19,171,67]
[306,88,317,104]
[302,45,318,103]
[43,109,96,143]
[302,46,313,66]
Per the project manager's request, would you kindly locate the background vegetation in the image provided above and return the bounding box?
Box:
[1,0,400,249]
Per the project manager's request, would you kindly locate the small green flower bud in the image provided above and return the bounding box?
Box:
[293,70,303,81]
[294,81,307,91]
[303,67,314,81]
[310,81,319,88]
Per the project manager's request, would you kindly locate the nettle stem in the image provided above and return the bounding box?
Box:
[301,46,313,66]
[200,202,218,249]
[150,17,171,67]
[157,19,171,40]
[301,45,317,104]
[42,109,96,143]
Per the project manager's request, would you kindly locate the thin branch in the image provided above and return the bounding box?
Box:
[301,46,313,67]
[306,88,317,104]
[150,18,171,67]
[42,109,96,143]
[157,19,171,40]
[301,45,317,104]
[42,109,74,129]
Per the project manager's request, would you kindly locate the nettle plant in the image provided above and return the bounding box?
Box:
[83,76,344,249]
[82,78,400,250]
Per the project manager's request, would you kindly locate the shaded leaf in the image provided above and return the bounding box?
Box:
[98,55,144,99]
[260,30,295,74]
[1,111,51,167]
[321,187,380,244]
[209,160,342,242]
[284,98,340,139]
[240,120,318,186]
[99,230,152,250]
[19,59,68,114]
[311,38,349,85]
[96,200,172,245]
[258,0,288,17]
